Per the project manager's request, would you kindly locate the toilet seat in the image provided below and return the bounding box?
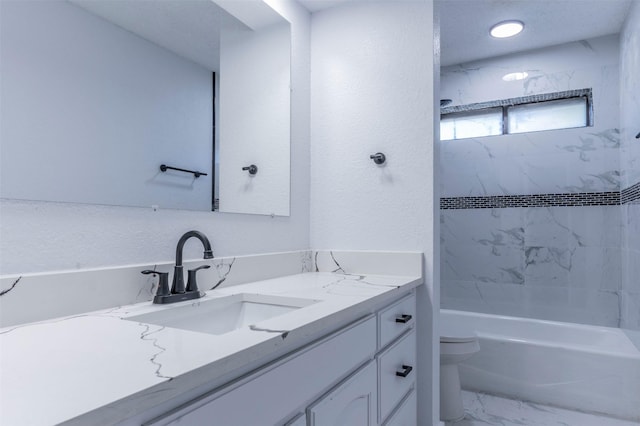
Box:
[440,321,477,343]
[441,335,476,343]
[440,338,480,357]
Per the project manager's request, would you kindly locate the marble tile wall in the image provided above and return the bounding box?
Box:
[441,206,622,326]
[620,0,640,331]
[441,35,620,198]
[621,202,640,329]
[620,1,640,191]
[440,35,626,327]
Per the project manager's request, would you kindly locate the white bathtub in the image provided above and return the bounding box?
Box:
[441,309,640,421]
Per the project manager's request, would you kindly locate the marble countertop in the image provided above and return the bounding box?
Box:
[0,271,421,426]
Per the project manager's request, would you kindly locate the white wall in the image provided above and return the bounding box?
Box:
[309,1,438,422]
[0,0,212,211]
[0,0,311,274]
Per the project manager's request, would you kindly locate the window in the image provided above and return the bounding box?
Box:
[508,97,587,134]
[441,108,502,140]
[440,89,592,141]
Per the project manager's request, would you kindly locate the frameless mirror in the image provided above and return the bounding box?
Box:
[0,0,291,216]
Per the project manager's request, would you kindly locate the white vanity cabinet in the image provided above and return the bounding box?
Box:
[307,361,377,425]
[375,294,417,424]
[146,316,376,426]
[144,291,417,426]
[377,329,417,422]
[382,389,417,426]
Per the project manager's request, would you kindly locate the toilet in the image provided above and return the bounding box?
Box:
[439,321,480,422]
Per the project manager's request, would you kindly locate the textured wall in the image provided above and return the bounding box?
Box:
[309,2,438,423]
[310,3,436,254]
[620,0,640,330]
[440,36,624,327]
[0,0,311,274]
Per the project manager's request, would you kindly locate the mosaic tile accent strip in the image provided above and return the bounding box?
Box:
[440,191,621,210]
[622,181,640,205]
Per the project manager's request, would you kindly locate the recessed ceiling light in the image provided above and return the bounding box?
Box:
[490,20,524,38]
[502,72,528,81]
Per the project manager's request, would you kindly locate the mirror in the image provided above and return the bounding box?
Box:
[0,0,291,216]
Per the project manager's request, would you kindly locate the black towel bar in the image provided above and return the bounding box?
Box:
[160,164,208,178]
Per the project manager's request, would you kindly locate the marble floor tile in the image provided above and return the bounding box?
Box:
[446,391,640,426]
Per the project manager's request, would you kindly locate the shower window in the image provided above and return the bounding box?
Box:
[508,97,588,134]
[441,108,502,140]
[440,88,593,141]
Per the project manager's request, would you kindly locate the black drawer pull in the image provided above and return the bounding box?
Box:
[395,365,413,378]
[395,314,412,323]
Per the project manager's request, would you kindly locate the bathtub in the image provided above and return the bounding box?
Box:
[441,309,640,421]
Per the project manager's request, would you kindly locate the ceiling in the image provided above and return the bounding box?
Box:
[438,0,632,66]
[297,0,633,66]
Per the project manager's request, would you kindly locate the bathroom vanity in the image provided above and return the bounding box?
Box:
[140,288,417,426]
[0,252,422,426]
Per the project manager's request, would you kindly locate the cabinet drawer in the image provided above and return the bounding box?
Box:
[307,361,377,426]
[382,388,416,426]
[378,294,415,349]
[146,316,376,426]
[377,329,416,423]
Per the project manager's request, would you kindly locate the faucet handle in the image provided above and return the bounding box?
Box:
[141,270,170,299]
[186,265,210,293]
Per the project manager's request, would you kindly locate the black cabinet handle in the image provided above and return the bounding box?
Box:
[395,365,413,378]
[395,314,412,323]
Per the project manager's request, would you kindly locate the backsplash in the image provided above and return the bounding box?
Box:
[0,250,422,328]
[0,251,311,328]
[313,250,422,277]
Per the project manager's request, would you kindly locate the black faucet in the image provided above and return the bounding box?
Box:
[142,230,213,304]
[172,230,213,294]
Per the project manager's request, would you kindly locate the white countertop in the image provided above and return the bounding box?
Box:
[0,271,421,426]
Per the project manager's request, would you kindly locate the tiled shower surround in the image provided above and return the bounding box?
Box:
[620,1,640,331]
[440,34,640,328]
[441,206,622,326]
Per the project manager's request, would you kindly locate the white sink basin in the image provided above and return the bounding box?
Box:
[125,293,318,335]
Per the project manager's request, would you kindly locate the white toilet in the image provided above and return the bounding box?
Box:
[439,321,480,422]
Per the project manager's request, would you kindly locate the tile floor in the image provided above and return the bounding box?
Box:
[445,391,640,426]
